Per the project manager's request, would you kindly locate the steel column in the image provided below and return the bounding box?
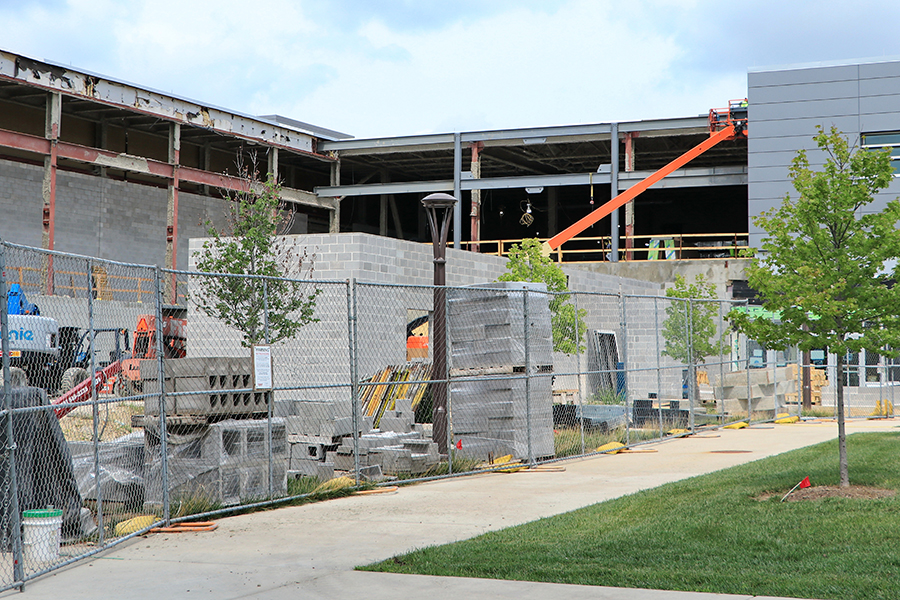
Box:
[329,160,341,233]
[610,123,619,263]
[453,133,462,248]
[42,92,61,294]
[624,132,637,260]
[166,123,180,303]
[469,142,483,252]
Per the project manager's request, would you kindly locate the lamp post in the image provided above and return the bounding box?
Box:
[422,192,457,454]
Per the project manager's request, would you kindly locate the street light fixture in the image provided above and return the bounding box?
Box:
[421,192,457,454]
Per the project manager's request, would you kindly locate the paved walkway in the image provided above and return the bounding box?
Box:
[5,418,896,600]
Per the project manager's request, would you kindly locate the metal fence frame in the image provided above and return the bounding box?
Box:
[0,239,887,591]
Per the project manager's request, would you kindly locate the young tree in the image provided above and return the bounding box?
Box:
[193,173,320,347]
[730,126,900,487]
[661,274,724,402]
[498,238,587,354]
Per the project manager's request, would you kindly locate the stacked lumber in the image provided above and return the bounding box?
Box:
[360,362,431,428]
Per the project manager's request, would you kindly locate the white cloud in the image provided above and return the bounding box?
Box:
[0,0,897,138]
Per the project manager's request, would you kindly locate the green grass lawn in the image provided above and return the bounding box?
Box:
[361,431,900,600]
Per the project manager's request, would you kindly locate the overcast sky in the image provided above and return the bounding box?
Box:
[1,0,898,139]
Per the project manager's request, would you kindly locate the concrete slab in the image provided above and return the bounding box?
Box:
[8,418,893,600]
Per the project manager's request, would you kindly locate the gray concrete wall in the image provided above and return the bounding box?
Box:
[185,233,683,406]
[748,59,900,247]
[0,159,228,270]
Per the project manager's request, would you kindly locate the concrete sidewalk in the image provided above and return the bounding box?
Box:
[6,418,896,600]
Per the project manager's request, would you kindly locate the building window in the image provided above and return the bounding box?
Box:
[861,132,900,175]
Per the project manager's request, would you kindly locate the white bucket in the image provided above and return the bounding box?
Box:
[22,508,63,565]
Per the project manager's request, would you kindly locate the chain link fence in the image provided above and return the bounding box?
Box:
[0,239,891,590]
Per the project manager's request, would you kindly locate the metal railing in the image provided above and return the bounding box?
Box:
[453,232,749,263]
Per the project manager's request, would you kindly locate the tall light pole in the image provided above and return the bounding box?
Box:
[422,192,457,454]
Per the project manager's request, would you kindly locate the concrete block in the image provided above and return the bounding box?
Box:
[273,399,294,417]
[371,447,412,474]
[378,415,412,433]
[320,417,353,438]
[288,457,322,475]
[358,464,384,482]
[410,453,437,474]
[291,440,325,462]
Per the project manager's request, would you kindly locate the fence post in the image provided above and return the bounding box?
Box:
[654,296,663,437]
[772,343,778,420]
[262,278,274,498]
[619,291,629,446]
[718,301,726,424]
[153,267,170,525]
[348,279,360,485]
[574,293,585,455]
[445,286,453,475]
[87,258,104,544]
[745,332,752,424]
[0,242,25,588]
[687,299,695,432]
[524,290,532,465]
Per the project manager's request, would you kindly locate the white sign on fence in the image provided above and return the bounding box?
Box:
[252,345,273,390]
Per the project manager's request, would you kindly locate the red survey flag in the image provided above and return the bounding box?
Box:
[456,439,462,450]
[799,476,811,489]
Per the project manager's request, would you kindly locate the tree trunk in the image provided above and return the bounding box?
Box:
[836,353,849,487]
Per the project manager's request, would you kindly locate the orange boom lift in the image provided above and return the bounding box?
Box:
[542,100,748,256]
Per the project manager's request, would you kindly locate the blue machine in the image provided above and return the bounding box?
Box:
[7,284,40,316]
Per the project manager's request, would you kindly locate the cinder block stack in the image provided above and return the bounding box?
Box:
[144,418,287,507]
[449,282,555,461]
[715,366,797,414]
[141,357,270,416]
[283,399,373,481]
[328,430,439,476]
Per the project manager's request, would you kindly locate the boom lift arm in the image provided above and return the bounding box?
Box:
[542,101,747,255]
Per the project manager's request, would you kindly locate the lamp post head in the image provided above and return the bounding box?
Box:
[421,192,458,210]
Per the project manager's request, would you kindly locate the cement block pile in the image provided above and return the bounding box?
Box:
[144,418,288,507]
[714,365,796,415]
[449,282,556,461]
[140,357,271,416]
[282,396,439,480]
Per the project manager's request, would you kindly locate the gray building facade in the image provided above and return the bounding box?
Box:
[748,58,900,247]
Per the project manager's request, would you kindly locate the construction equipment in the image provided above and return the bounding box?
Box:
[3,283,130,394]
[120,306,187,395]
[542,99,749,256]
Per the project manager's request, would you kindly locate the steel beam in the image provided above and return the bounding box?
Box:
[618,165,747,189]
[315,171,616,198]
[0,127,333,210]
[320,117,708,156]
[0,50,334,158]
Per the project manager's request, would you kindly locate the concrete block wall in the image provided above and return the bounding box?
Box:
[0,159,229,270]
[185,232,673,409]
[748,58,900,248]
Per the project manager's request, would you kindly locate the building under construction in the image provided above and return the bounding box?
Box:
[1,48,899,277]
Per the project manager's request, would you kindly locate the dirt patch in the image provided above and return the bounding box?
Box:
[757,486,897,502]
